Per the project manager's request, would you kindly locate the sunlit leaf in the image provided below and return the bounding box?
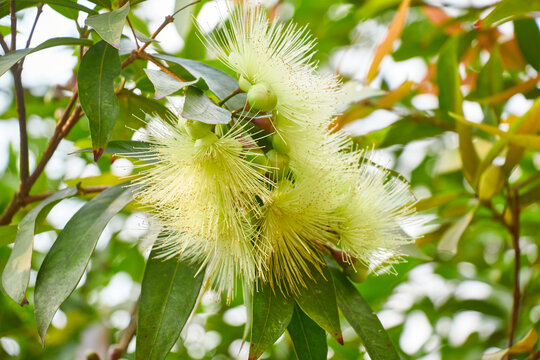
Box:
[287,305,327,360]
[85,2,130,48]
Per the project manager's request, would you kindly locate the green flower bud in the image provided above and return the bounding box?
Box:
[271,134,290,155]
[238,75,252,92]
[184,119,212,140]
[247,82,278,112]
[194,132,218,148]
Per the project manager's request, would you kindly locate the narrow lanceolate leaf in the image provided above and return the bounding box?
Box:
[249,285,295,360]
[437,36,478,186]
[78,41,121,161]
[136,243,204,360]
[182,87,232,125]
[366,0,411,83]
[34,184,133,343]
[152,55,244,108]
[479,0,540,28]
[73,140,155,162]
[2,187,78,305]
[287,305,327,360]
[437,209,476,256]
[331,268,400,360]
[514,19,540,71]
[144,69,200,98]
[0,37,93,77]
[85,2,130,48]
[294,265,342,344]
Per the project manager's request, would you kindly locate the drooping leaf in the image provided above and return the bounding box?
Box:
[2,187,78,305]
[249,284,295,360]
[514,18,540,73]
[287,305,327,360]
[143,69,202,98]
[294,265,342,344]
[480,0,540,28]
[437,36,478,185]
[78,41,121,161]
[331,268,400,360]
[136,242,204,360]
[0,37,93,77]
[182,87,232,125]
[85,2,130,48]
[153,55,244,108]
[34,184,133,343]
[437,209,476,256]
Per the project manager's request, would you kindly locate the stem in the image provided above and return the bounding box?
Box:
[508,191,521,347]
[0,33,8,53]
[218,87,242,106]
[20,4,44,68]
[109,301,138,360]
[10,0,16,51]
[138,51,186,82]
[12,67,29,191]
[126,16,140,49]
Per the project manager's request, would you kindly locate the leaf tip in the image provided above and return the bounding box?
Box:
[93,148,105,162]
[20,297,29,307]
[336,334,344,345]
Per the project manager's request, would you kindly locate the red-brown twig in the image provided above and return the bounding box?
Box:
[508,190,521,347]
[109,301,138,360]
[19,4,44,68]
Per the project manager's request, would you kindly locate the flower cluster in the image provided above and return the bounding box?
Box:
[134,4,416,298]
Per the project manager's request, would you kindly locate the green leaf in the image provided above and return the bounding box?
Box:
[143,69,201,98]
[437,208,476,256]
[480,0,540,28]
[73,140,154,161]
[34,184,133,343]
[2,187,78,305]
[514,18,540,71]
[78,41,121,161]
[0,225,17,247]
[85,2,130,48]
[0,37,93,77]
[136,242,204,360]
[0,0,97,18]
[250,284,295,360]
[331,268,400,360]
[287,305,327,360]
[437,36,478,185]
[182,87,232,125]
[294,265,342,344]
[153,55,244,108]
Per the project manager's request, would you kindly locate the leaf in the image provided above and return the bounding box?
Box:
[503,98,540,170]
[331,268,400,360]
[0,37,93,77]
[136,242,204,360]
[85,2,130,48]
[287,305,327,360]
[294,265,342,344]
[482,328,538,360]
[514,18,540,71]
[153,55,243,108]
[78,41,121,161]
[2,187,78,305]
[182,87,232,125]
[415,192,464,211]
[73,140,154,161]
[479,0,540,28]
[0,225,17,247]
[34,184,133,343]
[0,0,97,18]
[143,69,199,98]
[249,284,295,360]
[398,243,432,261]
[437,209,475,256]
[366,0,411,83]
[437,36,478,185]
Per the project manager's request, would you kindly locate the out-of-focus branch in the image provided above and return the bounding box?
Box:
[20,4,44,68]
[10,0,16,51]
[109,301,138,360]
[508,190,521,347]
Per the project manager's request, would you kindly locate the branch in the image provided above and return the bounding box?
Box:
[0,33,9,53]
[126,16,140,49]
[109,301,138,360]
[137,50,186,82]
[508,190,521,347]
[10,0,16,51]
[19,4,44,68]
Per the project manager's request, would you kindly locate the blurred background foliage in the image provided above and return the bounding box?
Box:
[0,0,539,359]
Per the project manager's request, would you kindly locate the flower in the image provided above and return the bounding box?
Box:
[132,117,271,298]
[200,4,340,126]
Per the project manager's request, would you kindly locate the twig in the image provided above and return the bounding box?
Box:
[12,67,29,190]
[0,33,9,53]
[24,4,44,49]
[10,0,16,51]
[508,190,521,347]
[137,50,186,82]
[109,301,138,360]
[126,16,140,49]
[218,87,242,106]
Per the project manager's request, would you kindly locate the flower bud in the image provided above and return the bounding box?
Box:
[239,75,252,92]
[478,165,505,201]
[271,134,290,155]
[184,119,212,140]
[247,82,278,112]
[194,132,219,148]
